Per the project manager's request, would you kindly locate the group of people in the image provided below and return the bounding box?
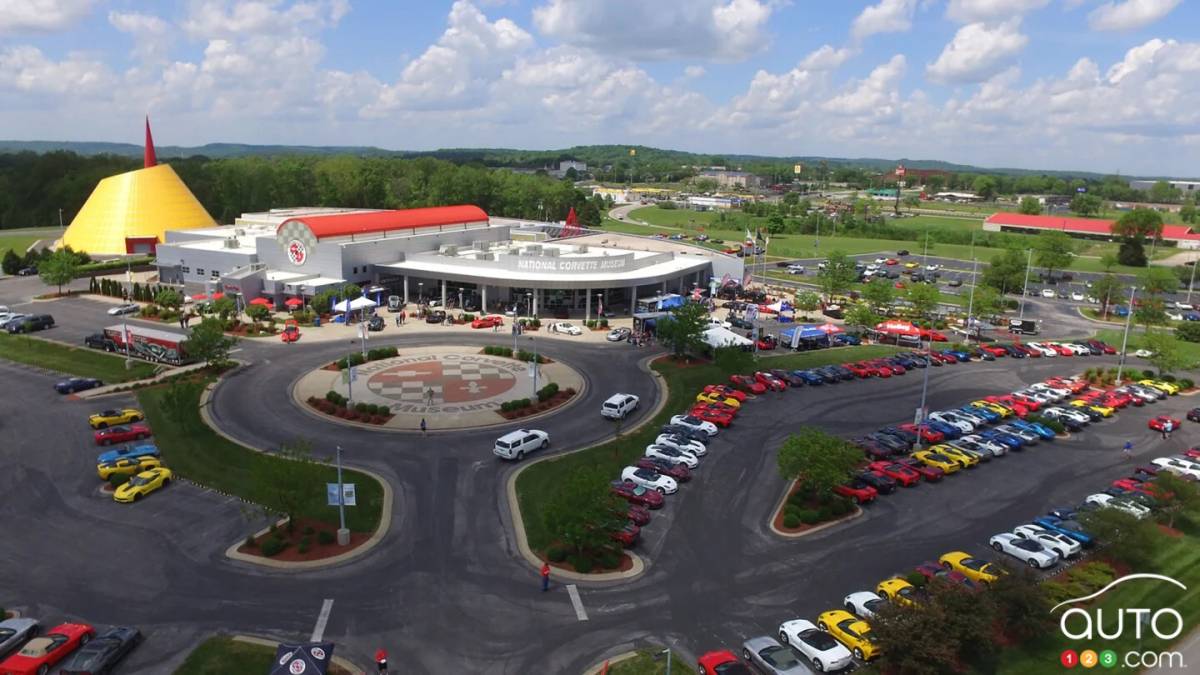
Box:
[628,331,652,347]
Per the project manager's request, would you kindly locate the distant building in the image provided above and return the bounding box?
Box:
[687,195,737,210]
[699,169,763,189]
[553,160,588,178]
[867,188,898,200]
[982,212,1200,250]
[592,186,635,203]
[1128,178,1200,194]
[933,191,983,202]
[883,166,952,184]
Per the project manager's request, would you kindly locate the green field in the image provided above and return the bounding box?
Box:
[139,378,384,532]
[0,332,158,382]
[0,234,38,258]
[605,650,697,675]
[515,345,901,554]
[1093,329,1200,370]
[175,637,353,675]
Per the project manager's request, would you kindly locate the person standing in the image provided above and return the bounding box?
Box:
[1163,421,1173,440]
[1122,441,1133,460]
[374,648,388,673]
[541,562,551,592]
[420,418,427,434]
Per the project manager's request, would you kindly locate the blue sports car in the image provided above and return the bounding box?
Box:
[1010,419,1057,440]
[55,377,103,394]
[978,429,1024,449]
[925,419,962,440]
[945,350,971,362]
[97,443,160,465]
[963,405,1000,423]
[834,334,862,346]
[1032,515,1094,546]
[792,369,825,385]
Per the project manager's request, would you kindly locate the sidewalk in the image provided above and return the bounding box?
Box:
[249,312,636,346]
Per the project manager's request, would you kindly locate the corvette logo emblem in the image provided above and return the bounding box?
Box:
[287,239,307,265]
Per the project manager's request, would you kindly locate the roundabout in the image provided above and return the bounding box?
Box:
[292,346,585,431]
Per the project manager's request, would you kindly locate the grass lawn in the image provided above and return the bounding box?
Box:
[605,649,697,675]
[175,637,353,675]
[1093,329,1200,369]
[992,533,1200,674]
[0,234,38,258]
[515,345,901,553]
[0,332,158,382]
[138,377,384,532]
[601,218,674,236]
[887,215,984,230]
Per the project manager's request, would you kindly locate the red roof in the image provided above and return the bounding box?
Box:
[282,205,488,240]
[986,211,1200,241]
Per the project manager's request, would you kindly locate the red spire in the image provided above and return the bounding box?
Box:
[144,116,157,168]
[565,207,578,225]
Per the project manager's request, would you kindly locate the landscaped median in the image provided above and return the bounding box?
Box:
[514,345,902,575]
[175,635,360,675]
[138,374,385,557]
[0,332,158,382]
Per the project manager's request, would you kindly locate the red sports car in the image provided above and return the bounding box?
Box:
[1010,394,1043,411]
[689,405,734,427]
[471,315,504,329]
[636,456,692,482]
[868,460,921,487]
[919,328,948,342]
[729,374,767,394]
[899,423,943,444]
[1112,478,1172,499]
[833,479,878,504]
[0,622,94,675]
[897,456,945,482]
[609,520,640,548]
[1048,377,1088,394]
[1102,391,1133,408]
[610,480,664,509]
[754,371,787,391]
[914,561,979,590]
[698,650,752,675]
[93,423,152,446]
[1013,344,1039,358]
[846,362,875,378]
[622,504,652,526]
[1185,447,1200,460]
[885,258,899,265]
[981,345,1008,357]
[704,384,747,402]
[1149,415,1182,432]
[755,335,778,351]
[280,318,301,343]
[985,396,1031,417]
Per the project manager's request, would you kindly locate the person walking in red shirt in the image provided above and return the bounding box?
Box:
[375,648,388,673]
[541,562,551,592]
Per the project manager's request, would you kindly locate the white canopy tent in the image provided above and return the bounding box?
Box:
[332,296,378,313]
[702,326,754,349]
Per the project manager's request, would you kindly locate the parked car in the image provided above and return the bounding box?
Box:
[610,480,664,509]
[0,618,39,660]
[669,414,719,437]
[0,623,94,674]
[471,315,505,329]
[620,466,678,494]
[107,303,140,316]
[740,636,810,674]
[777,619,853,672]
[113,467,174,502]
[644,444,700,469]
[492,429,550,460]
[606,327,631,342]
[5,313,53,333]
[989,533,1059,568]
[55,377,103,395]
[94,424,152,446]
[59,626,142,675]
[698,650,753,675]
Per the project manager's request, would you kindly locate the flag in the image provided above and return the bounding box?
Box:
[756,229,765,243]
[743,269,753,286]
[744,228,754,246]
[597,298,603,317]
[721,272,732,285]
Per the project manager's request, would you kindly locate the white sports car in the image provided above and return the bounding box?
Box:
[1012,524,1082,559]
[778,619,853,672]
[551,322,583,335]
[669,414,719,437]
[989,532,1060,569]
[620,466,678,494]
[1151,457,1200,480]
[843,591,886,619]
[643,445,699,469]
[654,434,708,456]
[1084,493,1151,520]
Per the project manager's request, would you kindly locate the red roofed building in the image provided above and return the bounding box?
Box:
[277,205,489,241]
[982,212,1200,249]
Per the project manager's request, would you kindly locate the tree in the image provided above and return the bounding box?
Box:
[1,249,19,275]
[862,277,896,311]
[844,303,880,334]
[155,288,183,310]
[1078,507,1162,569]
[1099,251,1119,272]
[1118,240,1147,267]
[38,248,78,296]
[1148,180,1182,204]
[1091,273,1125,319]
[1181,202,1198,224]
[1070,193,1102,217]
[906,282,941,319]
[1033,230,1076,279]
[903,195,921,208]
[1113,207,1164,242]
[776,427,863,500]
[1140,266,1180,296]
[981,248,1028,295]
[793,291,821,316]
[541,466,621,559]
[1143,330,1189,375]
[970,285,1004,321]
[246,303,270,324]
[1151,472,1200,530]
[187,317,237,368]
[817,251,857,301]
[656,301,708,359]
[272,440,316,533]
[211,296,238,321]
[1018,196,1042,215]
[1134,297,1168,330]
[870,598,963,675]
[989,571,1052,642]
[972,175,998,201]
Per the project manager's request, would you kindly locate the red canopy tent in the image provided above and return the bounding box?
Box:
[190,293,207,301]
[816,322,844,334]
[875,320,920,336]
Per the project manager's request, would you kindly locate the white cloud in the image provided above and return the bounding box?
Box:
[927,19,1028,83]
[851,0,917,40]
[533,0,774,61]
[0,0,95,35]
[1105,38,1169,83]
[0,45,114,94]
[683,65,706,78]
[1088,0,1181,31]
[945,0,1050,22]
[824,54,906,116]
[799,44,854,70]
[181,0,350,39]
[109,11,171,62]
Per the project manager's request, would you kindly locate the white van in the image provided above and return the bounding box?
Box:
[493,429,549,461]
[602,393,640,420]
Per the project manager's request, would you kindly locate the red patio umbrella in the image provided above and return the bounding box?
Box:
[249,297,273,307]
[211,292,225,300]
[816,322,844,334]
[284,297,304,308]
[190,293,207,301]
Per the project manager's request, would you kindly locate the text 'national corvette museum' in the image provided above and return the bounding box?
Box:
[152,205,743,317]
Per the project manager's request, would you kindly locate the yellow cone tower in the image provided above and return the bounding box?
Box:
[61,117,216,255]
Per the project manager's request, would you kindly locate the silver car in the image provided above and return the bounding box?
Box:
[0,617,39,659]
[742,636,815,674]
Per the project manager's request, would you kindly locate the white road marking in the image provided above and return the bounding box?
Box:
[567,584,588,621]
[310,598,334,641]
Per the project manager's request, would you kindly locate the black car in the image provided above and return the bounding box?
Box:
[1003,344,1027,358]
[729,316,754,330]
[830,364,856,381]
[1188,408,1200,423]
[60,626,141,675]
[367,315,385,331]
[879,426,918,446]
[868,432,911,454]
[16,266,37,276]
[425,310,447,324]
[55,377,103,394]
[814,367,841,384]
[6,313,53,333]
[659,425,709,444]
[857,471,897,495]
[897,249,910,256]
[85,332,117,351]
[855,438,894,460]
[770,369,805,387]
[947,278,963,287]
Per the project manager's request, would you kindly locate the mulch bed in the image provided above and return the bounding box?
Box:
[307,397,393,425]
[497,389,576,420]
[542,552,635,575]
[772,480,855,534]
[236,517,370,562]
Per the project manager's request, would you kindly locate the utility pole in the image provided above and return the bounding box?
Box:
[530,335,539,397]
[966,256,979,341]
[335,445,349,546]
[1116,285,1137,384]
[1188,258,1198,306]
[58,208,64,230]
[1018,248,1033,320]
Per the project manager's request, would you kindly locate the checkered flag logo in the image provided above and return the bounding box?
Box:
[278,221,318,266]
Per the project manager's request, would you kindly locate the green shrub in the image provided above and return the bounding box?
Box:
[906,572,928,587]
[782,513,801,529]
[317,530,335,545]
[598,549,621,570]
[303,525,315,536]
[816,506,833,521]
[571,555,594,573]
[355,402,369,414]
[546,545,568,563]
[1176,321,1200,343]
[1161,373,1177,382]
[1143,369,1157,379]
[797,509,820,524]
[483,345,495,355]
[520,398,531,408]
[261,538,287,557]
[1181,378,1195,389]
[787,492,807,508]
[298,536,312,554]
[829,498,853,516]
[536,382,560,402]
[599,318,608,327]
[463,313,475,322]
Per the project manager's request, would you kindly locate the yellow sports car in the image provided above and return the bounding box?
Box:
[911,450,961,474]
[1139,379,1179,395]
[970,401,1011,418]
[930,444,979,468]
[904,261,919,269]
[89,408,144,429]
[939,551,1004,584]
[695,392,741,408]
[817,609,880,661]
[1070,399,1114,417]
[97,456,162,480]
[113,467,173,503]
[876,578,922,607]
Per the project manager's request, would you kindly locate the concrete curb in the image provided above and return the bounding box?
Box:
[287,349,589,435]
[767,478,864,539]
[581,650,642,675]
[197,366,395,571]
[504,352,670,584]
[231,635,364,674]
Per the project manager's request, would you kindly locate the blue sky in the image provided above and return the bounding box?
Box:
[1,1,1198,175]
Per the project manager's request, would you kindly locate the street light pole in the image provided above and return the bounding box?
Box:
[1116,285,1137,384]
[1188,259,1198,306]
[966,256,978,341]
[1019,248,1033,320]
[530,335,539,397]
[335,445,349,546]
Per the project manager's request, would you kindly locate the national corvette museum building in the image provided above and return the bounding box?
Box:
[154,205,741,317]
